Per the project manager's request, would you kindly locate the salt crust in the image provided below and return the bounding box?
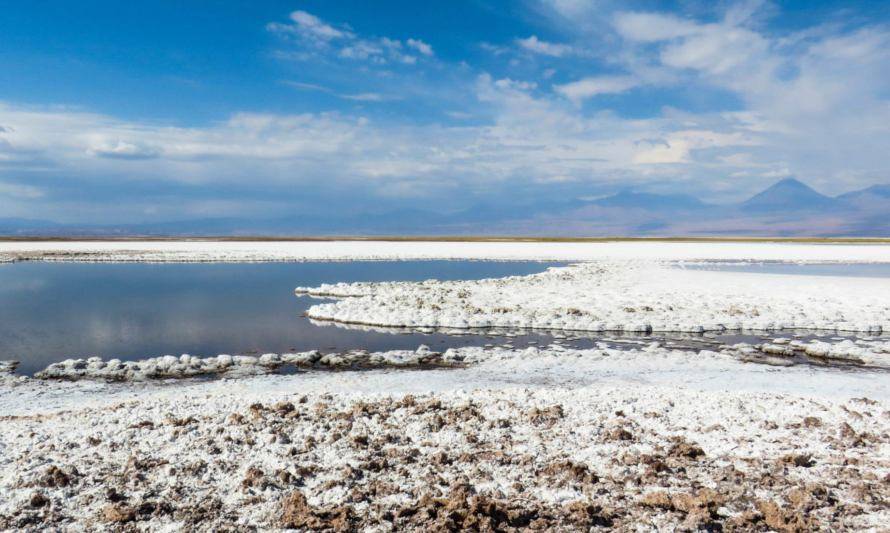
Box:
[298,261,890,333]
[30,347,440,381]
[8,335,887,384]
[1,360,887,529]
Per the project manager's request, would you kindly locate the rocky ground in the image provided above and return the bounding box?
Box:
[1,374,888,531]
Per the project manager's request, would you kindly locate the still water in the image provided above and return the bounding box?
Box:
[0,261,563,374]
[3,261,885,375]
[682,261,890,278]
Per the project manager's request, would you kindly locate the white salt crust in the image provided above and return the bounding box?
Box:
[1,346,888,530]
[30,346,440,381]
[7,335,888,384]
[298,261,890,334]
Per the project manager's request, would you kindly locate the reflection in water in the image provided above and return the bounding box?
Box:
[0,261,563,374]
[3,261,886,376]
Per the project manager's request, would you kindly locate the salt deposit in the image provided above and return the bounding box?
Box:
[1,367,887,530]
[29,347,443,381]
[299,261,890,334]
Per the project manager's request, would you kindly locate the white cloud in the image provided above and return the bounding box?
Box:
[659,25,768,75]
[287,10,348,40]
[406,38,433,56]
[269,10,433,66]
[517,35,573,57]
[492,78,537,92]
[338,41,384,61]
[340,93,387,102]
[283,81,393,103]
[539,0,602,20]
[613,12,699,42]
[267,10,350,42]
[87,139,160,160]
[633,130,759,164]
[554,76,639,103]
[604,3,890,193]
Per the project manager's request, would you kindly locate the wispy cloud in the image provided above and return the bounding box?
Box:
[267,10,350,42]
[268,10,434,66]
[554,76,639,103]
[282,81,392,103]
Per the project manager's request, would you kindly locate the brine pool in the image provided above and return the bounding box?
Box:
[1,260,887,375]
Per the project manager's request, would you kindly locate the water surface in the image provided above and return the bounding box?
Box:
[0,261,562,374]
[3,260,885,376]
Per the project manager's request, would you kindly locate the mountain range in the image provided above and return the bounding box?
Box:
[2,178,888,237]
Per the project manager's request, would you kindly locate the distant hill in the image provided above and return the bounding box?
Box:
[2,178,888,237]
[838,184,890,200]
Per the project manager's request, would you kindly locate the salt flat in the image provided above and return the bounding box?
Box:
[1,240,888,530]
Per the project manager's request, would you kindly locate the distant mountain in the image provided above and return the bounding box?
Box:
[1,178,888,237]
[590,190,708,211]
[740,178,837,212]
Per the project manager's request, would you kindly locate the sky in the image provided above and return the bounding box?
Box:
[0,0,888,224]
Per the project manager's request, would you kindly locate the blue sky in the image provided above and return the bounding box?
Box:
[0,0,888,223]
